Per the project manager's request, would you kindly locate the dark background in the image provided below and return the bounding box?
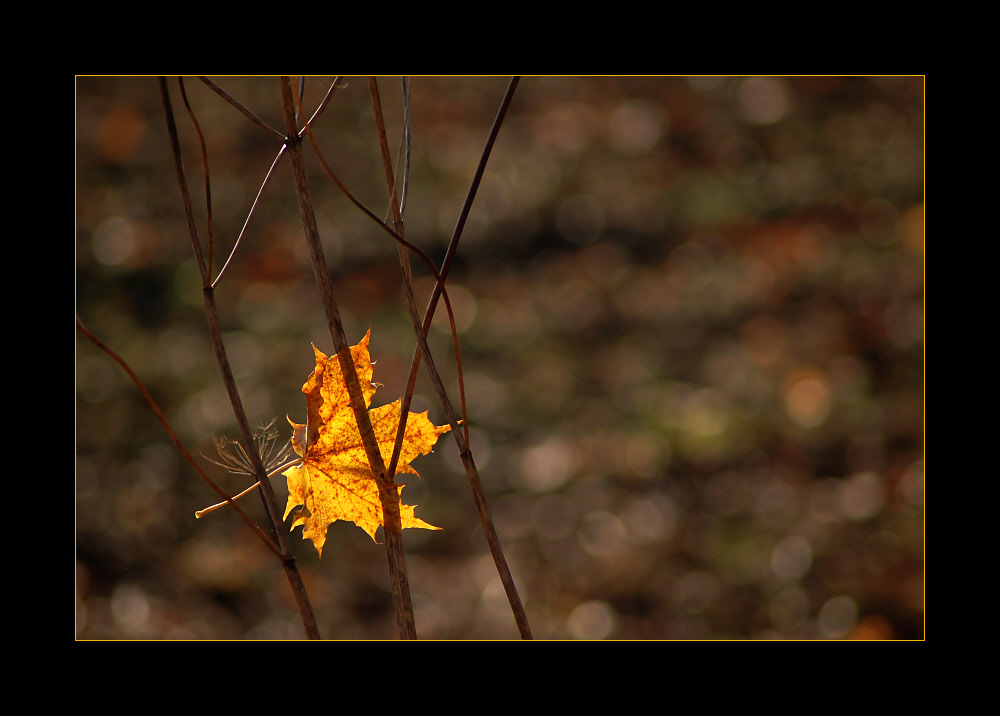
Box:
[76,76,924,639]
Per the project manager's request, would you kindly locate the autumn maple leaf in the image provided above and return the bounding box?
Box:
[282,330,450,556]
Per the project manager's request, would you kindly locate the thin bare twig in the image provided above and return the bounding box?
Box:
[302,76,345,130]
[367,79,468,473]
[75,318,281,558]
[391,77,532,639]
[198,76,285,141]
[398,77,411,216]
[160,76,320,640]
[213,144,287,289]
[212,77,343,289]
[278,76,418,640]
[177,78,215,279]
[294,102,458,293]
[290,79,466,469]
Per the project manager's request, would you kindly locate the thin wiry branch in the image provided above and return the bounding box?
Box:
[399,76,412,215]
[177,78,215,279]
[289,83,468,412]
[367,78,469,474]
[198,76,285,141]
[392,77,532,639]
[212,76,342,289]
[212,144,287,288]
[302,76,346,131]
[279,76,418,639]
[76,317,282,559]
[160,76,320,640]
[367,76,531,639]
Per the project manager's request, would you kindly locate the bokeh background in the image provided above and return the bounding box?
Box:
[76,76,924,640]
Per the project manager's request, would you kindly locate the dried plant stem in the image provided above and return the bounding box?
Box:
[278,76,417,640]
[160,77,320,640]
[76,318,282,557]
[177,78,215,279]
[213,144,286,289]
[195,459,303,518]
[198,76,285,141]
[212,77,343,290]
[379,77,532,639]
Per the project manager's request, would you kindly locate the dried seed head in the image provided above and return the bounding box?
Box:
[204,418,294,477]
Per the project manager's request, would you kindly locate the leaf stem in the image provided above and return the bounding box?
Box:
[195,459,303,518]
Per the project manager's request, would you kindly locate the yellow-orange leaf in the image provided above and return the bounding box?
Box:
[282,330,449,556]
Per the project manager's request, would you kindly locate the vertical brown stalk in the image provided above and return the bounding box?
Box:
[159,76,320,640]
[383,77,533,639]
[278,77,417,639]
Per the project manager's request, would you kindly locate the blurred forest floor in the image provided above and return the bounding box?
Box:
[75,76,924,639]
